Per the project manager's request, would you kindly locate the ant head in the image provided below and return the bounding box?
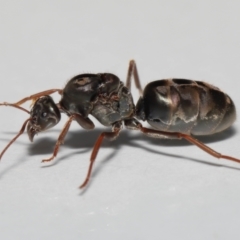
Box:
[27,96,61,141]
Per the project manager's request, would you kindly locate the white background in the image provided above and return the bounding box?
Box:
[1,1,240,239]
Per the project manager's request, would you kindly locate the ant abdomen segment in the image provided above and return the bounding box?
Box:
[136,79,236,135]
[0,60,239,190]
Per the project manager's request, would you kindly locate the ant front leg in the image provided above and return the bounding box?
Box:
[125,60,143,96]
[41,115,75,163]
[42,114,95,163]
[125,119,240,164]
[79,121,122,189]
[0,118,31,160]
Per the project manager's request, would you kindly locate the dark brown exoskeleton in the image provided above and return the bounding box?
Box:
[0,60,239,189]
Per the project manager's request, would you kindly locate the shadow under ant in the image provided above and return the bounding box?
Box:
[0,126,239,183]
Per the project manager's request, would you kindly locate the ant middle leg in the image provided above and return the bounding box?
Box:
[79,121,122,189]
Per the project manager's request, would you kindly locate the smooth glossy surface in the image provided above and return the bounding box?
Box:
[136,79,236,135]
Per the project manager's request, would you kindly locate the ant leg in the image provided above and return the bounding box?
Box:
[125,60,143,96]
[79,121,122,189]
[41,115,75,163]
[0,118,31,160]
[179,133,240,164]
[0,89,62,107]
[125,119,240,164]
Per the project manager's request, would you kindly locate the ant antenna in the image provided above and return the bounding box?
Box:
[0,103,30,114]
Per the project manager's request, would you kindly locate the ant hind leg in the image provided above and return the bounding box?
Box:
[125,118,240,164]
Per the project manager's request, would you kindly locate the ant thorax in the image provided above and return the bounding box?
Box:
[59,73,135,126]
[0,60,239,190]
[91,82,135,126]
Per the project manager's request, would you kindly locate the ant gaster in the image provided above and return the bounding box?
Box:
[0,60,239,188]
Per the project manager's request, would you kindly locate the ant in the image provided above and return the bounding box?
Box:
[0,60,239,188]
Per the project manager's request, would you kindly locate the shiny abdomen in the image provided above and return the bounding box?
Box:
[136,79,236,135]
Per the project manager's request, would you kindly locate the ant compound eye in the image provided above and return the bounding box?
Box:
[41,112,48,118]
